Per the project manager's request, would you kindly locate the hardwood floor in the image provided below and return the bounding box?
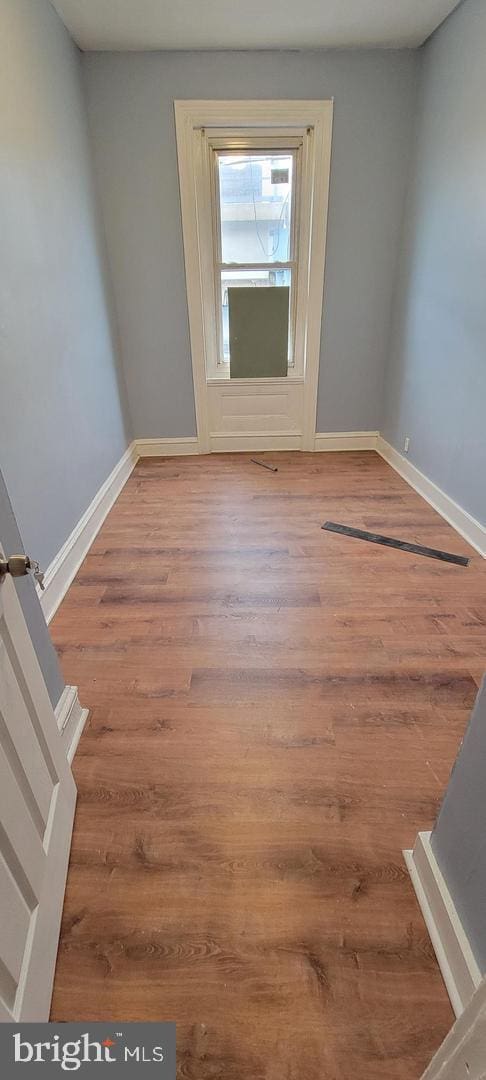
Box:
[50,451,486,1079]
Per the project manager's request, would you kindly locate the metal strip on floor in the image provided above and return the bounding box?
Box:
[321,521,470,566]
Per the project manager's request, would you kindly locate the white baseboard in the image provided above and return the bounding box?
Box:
[314,430,379,451]
[55,685,89,764]
[137,431,380,454]
[135,437,200,456]
[377,437,486,558]
[136,430,382,453]
[404,832,482,1018]
[209,432,302,452]
[39,444,138,623]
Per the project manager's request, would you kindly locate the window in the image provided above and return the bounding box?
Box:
[174,99,333,450]
[212,146,300,368]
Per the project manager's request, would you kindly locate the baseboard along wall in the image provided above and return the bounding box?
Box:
[315,431,379,451]
[377,437,486,559]
[55,685,89,764]
[39,444,138,623]
[134,437,200,457]
[404,833,482,1017]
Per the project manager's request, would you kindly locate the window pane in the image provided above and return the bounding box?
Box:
[218,153,293,264]
[221,269,291,362]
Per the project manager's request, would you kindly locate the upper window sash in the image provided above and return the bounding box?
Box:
[212,146,299,269]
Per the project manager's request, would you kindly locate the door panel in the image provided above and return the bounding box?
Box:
[0,657,53,826]
[0,745,45,898]
[207,378,304,442]
[0,860,30,985]
[0,549,76,1021]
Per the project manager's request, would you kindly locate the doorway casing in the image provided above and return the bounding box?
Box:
[174,100,333,453]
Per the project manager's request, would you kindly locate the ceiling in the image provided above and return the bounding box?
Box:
[51,0,461,52]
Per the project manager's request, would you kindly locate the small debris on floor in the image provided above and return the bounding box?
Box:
[251,458,278,472]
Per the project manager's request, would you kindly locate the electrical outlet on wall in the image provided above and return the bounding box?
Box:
[404,436,410,453]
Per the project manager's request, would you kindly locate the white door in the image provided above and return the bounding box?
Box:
[0,548,76,1021]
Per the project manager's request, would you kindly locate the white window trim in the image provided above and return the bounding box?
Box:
[174,100,333,453]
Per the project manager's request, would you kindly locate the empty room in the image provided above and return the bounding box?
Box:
[1,0,486,1075]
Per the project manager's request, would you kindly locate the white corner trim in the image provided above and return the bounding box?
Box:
[421,978,486,1079]
[314,431,379,451]
[55,685,89,764]
[39,443,138,623]
[135,437,200,457]
[404,832,482,1018]
[377,437,486,559]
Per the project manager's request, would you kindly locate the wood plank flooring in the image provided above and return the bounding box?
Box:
[50,451,486,1079]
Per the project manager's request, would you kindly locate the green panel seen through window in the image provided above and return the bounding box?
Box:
[228,286,289,379]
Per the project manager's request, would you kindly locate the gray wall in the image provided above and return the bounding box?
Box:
[82,49,419,437]
[0,469,64,707]
[399,0,486,981]
[0,0,131,574]
[432,677,486,972]
[383,0,486,526]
